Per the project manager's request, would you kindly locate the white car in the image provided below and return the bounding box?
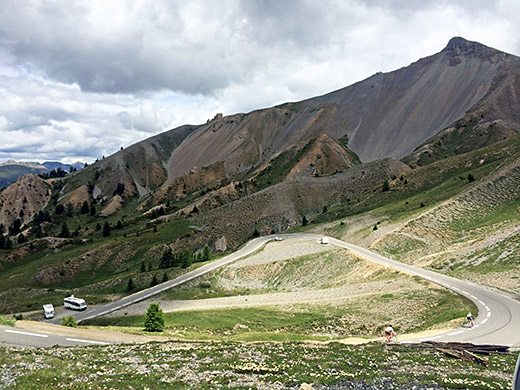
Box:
[274,236,283,241]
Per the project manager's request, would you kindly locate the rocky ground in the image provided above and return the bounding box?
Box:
[0,339,515,389]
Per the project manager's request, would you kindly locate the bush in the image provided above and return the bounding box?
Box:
[62,315,77,328]
[382,179,390,192]
[0,316,15,326]
[127,277,135,291]
[468,173,475,182]
[144,303,164,332]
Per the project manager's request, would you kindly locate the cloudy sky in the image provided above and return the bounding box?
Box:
[1,0,519,164]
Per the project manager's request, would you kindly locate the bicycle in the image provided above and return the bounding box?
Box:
[385,332,398,342]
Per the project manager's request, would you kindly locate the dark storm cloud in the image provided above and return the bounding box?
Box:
[0,1,250,95]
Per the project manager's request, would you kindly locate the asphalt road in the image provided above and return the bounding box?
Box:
[0,324,109,347]
[49,235,274,325]
[7,233,520,347]
[314,234,520,347]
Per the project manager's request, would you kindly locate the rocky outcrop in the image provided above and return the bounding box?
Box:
[0,174,52,230]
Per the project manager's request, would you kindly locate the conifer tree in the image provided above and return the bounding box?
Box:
[144,303,164,332]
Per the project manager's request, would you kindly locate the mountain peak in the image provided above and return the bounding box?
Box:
[445,36,473,49]
[442,36,500,59]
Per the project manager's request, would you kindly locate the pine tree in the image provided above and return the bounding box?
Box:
[302,215,308,226]
[181,249,192,268]
[150,274,158,287]
[160,248,173,268]
[162,272,168,283]
[127,277,134,291]
[60,222,70,238]
[144,303,164,332]
[140,261,146,272]
[202,244,211,262]
[81,201,89,214]
[102,222,111,237]
[382,179,390,192]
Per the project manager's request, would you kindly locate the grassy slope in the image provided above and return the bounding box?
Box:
[319,136,520,296]
[84,247,475,342]
[0,340,515,389]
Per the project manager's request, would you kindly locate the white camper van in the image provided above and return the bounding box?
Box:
[321,237,329,244]
[63,295,87,311]
[43,304,54,319]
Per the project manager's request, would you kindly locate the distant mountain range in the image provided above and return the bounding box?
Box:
[0,160,84,188]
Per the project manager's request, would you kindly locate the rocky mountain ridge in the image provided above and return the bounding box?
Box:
[1,37,519,249]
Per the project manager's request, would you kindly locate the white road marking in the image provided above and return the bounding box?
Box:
[447,330,464,336]
[420,336,441,342]
[481,318,488,324]
[451,286,460,292]
[5,329,48,338]
[478,300,485,305]
[487,312,491,318]
[66,338,109,345]
[485,306,490,312]
[461,290,468,295]
[470,295,477,299]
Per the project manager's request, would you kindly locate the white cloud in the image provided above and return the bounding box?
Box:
[0,0,519,163]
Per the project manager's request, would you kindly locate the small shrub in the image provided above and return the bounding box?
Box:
[468,173,475,182]
[62,315,77,328]
[144,303,164,332]
[0,317,15,326]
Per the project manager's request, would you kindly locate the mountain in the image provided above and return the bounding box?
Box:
[0,160,84,188]
[1,37,520,315]
[165,37,519,178]
[53,37,519,207]
[0,174,52,231]
[2,37,519,234]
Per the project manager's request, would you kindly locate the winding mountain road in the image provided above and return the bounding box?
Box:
[7,233,520,347]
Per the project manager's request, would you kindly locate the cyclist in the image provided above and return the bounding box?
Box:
[466,312,475,327]
[384,325,396,342]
